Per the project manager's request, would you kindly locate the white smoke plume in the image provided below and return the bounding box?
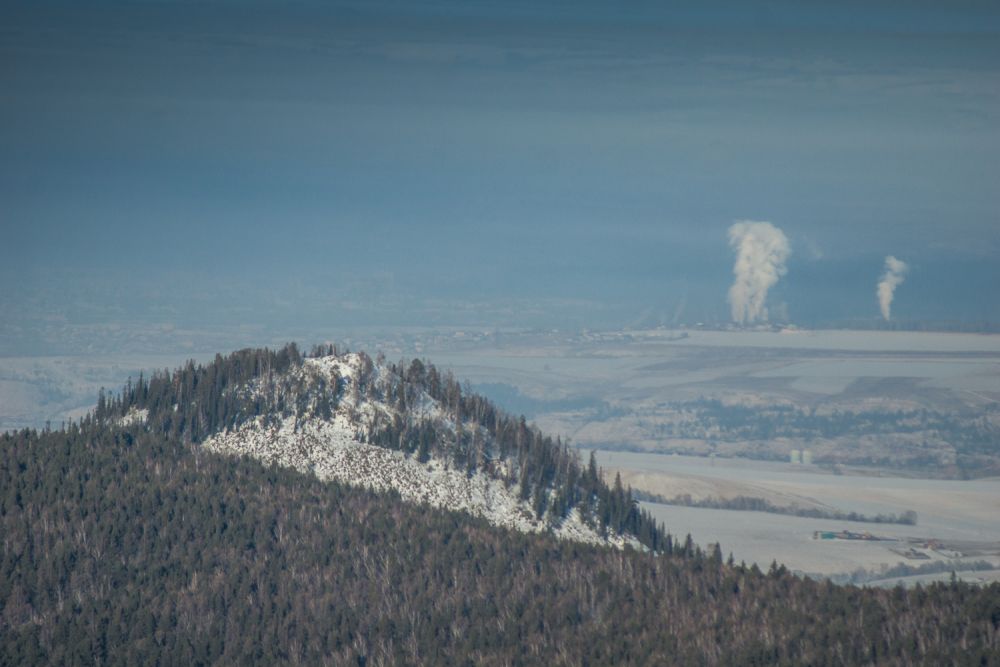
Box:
[877,255,908,320]
[727,221,790,325]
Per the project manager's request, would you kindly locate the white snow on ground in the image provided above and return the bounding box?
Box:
[119,407,148,426]
[203,354,636,548]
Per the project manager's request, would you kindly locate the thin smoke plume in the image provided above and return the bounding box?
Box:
[877,255,908,320]
[727,221,790,325]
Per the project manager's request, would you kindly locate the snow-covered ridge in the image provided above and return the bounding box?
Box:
[203,354,636,548]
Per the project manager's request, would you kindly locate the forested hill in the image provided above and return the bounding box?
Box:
[89,344,664,549]
[3,416,1000,664]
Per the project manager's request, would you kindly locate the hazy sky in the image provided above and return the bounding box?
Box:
[2,0,998,352]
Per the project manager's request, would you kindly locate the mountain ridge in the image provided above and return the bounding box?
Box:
[98,343,663,550]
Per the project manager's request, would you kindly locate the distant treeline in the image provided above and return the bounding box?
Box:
[662,397,998,449]
[634,490,919,525]
[831,559,998,587]
[652,398,1000,476]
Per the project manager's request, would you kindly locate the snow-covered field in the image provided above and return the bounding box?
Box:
[597,450,1000,583]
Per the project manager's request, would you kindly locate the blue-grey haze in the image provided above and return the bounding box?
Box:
[2,0,999,354]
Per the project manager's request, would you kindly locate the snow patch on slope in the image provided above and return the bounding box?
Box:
[119,407,148,427]
[204,414,629,546]
[202,354,636,548]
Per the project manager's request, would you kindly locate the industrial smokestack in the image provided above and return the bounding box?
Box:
[877,255,908,320]
[727,221,790,325]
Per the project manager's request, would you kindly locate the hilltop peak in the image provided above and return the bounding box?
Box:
[103,345,663,550]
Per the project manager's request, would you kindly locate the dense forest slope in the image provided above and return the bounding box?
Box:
[94,344,663,548]
[1,345,999,665]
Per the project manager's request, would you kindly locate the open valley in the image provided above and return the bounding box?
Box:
[598,450,1000,584]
